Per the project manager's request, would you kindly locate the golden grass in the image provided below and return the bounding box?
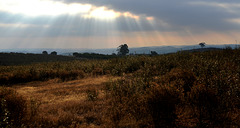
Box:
[12,76,119,127]
[2,49,240,127]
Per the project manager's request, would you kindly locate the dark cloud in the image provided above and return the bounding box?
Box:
[55,0,240,32]
[1,0,240,39]
[0,11,164,37]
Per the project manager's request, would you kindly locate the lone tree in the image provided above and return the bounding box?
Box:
[73,52,79,57]
[151,51,158,56]
[51,51,57,55]
[199,42,206,48]
[42,51,48,55]
[117,44,129,56]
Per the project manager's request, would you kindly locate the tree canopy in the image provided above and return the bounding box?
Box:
[199,42,206,48]
[51,51,57,55]
[42,51,48,55]
[117,44,129,56]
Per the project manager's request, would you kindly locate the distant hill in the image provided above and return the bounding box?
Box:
[129,46,179,54]
[1,44,238,55]
[129,44,238,54]
[0,45,236,66]
[180,47,222,53]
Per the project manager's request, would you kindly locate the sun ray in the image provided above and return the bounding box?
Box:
[0,0,157,49]
[0,0,92,16]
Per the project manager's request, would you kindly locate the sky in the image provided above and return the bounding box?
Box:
[0,0,240,49]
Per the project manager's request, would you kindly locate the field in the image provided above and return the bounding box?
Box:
[1,48,240,127]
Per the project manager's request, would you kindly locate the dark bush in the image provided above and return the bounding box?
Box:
[161,68,196,96]
[146,84,181,127]
[106,78,181,127]
[59,70,85,81]
[189,84,230,127]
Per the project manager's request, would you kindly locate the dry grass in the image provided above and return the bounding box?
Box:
[12,76,119,127]
[2,49,240,127]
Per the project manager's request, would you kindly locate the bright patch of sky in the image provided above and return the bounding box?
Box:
[0,0,92,16]
[0,0,142,20]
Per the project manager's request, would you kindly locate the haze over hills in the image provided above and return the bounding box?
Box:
[0,44,238,55]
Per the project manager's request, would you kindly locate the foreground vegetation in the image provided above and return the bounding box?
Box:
[1,48,240,127]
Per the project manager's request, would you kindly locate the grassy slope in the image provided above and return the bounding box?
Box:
[13,76,119,127]
[1,48,240,127]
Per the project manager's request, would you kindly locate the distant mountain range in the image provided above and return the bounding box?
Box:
[129,44,239,54]
[0,44,239,55]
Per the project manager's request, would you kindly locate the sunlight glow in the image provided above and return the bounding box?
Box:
[228,18,240,24]
[0,0,144,21]
[122,12,140,20]
[0,23,49,28]
[84,7,121,20]
[0,0,92,16]
[146,17,154,21]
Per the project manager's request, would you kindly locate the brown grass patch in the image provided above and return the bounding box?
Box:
[12,76,119,127]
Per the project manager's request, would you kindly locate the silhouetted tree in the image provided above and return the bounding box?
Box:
[117,44,129,56]
[73,52,79,57]
[42,51,48,55]
[151,51,158,56]
[199,42,206,48]
[51,51,57,55]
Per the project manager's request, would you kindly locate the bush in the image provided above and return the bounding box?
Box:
[91,68,104,76]
[106,77,181,127]
[188,84,231,127]
[59,70,85,81]
[146,84,181,127]
[161,68,196,96]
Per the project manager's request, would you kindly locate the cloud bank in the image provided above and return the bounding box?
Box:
[0,0,240,49]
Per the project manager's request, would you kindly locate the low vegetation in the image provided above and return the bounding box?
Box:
[73,52,117,59]
[0,48,240,127]
[0,53,77,66]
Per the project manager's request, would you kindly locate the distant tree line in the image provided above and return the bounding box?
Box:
[73,52,117,59]
[42,51,57,55]
[0,52,76,66]
[117,44,158,56]
[72,44,129,59]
